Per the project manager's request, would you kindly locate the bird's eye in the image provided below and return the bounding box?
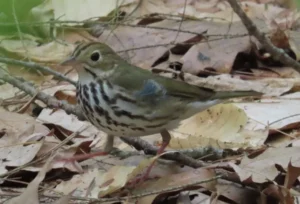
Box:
[90,50,101,62]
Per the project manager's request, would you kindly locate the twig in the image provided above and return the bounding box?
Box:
[12,0,30,61]
[0,73,81,118]
[0,57,76,85]
[173,0,187,42]
[120,137,206,168]
[226,0,300,72]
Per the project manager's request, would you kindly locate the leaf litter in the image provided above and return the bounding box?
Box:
[0,0,300,203]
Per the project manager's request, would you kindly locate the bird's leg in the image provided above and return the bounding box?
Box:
[157,129,171,154]
[59,135,114,162]
[127,129,171,186]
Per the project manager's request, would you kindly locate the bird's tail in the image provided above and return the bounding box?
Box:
[211,90,262,100]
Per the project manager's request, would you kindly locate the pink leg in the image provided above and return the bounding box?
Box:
[127,129,171,186]
[59,135,114,162]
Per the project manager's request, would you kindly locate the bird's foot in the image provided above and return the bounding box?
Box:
[58,151,109,172]
[125,148,167,188]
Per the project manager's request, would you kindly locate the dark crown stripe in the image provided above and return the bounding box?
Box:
[73,42,95,58]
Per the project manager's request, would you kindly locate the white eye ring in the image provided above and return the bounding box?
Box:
[90,50,101,62]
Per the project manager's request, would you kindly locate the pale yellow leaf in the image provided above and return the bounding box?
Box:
[169,104,267,149]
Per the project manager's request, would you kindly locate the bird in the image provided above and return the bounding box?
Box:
[61,42,261,181]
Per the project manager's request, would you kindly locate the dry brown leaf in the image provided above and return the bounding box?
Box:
[120,0,172,19]
[131,168,217,203]
[182,73,295,96]
[235,92,300,131]
[216,180,260,203]
[51,0,133,22]
[52,194,71,204]
[42,84,76,104]
[263,184,295,204]
[5,154,54,204]
[55,168,104,198]
[0,110,49,175]
[37,108,105,138]
[284,162,300,189]
[189,190,226,204]
[271,10,300,30]
[0,84,20,101]
[54,154,174,198]
[55,166,135,198]
[95,154,169,197]
[230,147,300,183]
[0,38,74,63]
[182,2,284,23]
[97,19,267,69]
[181,36,252,74]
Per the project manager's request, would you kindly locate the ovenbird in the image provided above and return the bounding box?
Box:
[61,42,261,161]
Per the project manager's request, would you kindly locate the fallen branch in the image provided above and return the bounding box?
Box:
[120,137,206,168]
[1,72,82,118]
[227,0,300,72]
[0,57,76,85]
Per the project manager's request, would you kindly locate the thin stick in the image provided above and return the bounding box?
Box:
[0,57,76,85]
[0,73,82,118]
[227,0,300,73]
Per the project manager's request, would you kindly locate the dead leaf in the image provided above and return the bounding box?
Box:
[216,180,260,204]
[182,73,295,96]
[181,37,252,74]
[131,168,217,203]
[169,104,268,149]
[0,37,74,63]
[230,147,300,183]
[5,154,55,204]
[236,92,300,131]
[284,162,300,189]
[120,0,172,19]
[37,108,105,138]
[0,110,49,175]
[263,184,295,204]
[51,0,133,22]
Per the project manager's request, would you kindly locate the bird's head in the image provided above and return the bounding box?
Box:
[61,42,122,80]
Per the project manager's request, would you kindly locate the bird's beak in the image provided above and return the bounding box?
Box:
[60,56,77,66]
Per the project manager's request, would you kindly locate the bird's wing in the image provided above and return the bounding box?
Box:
[110,64,216,102]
